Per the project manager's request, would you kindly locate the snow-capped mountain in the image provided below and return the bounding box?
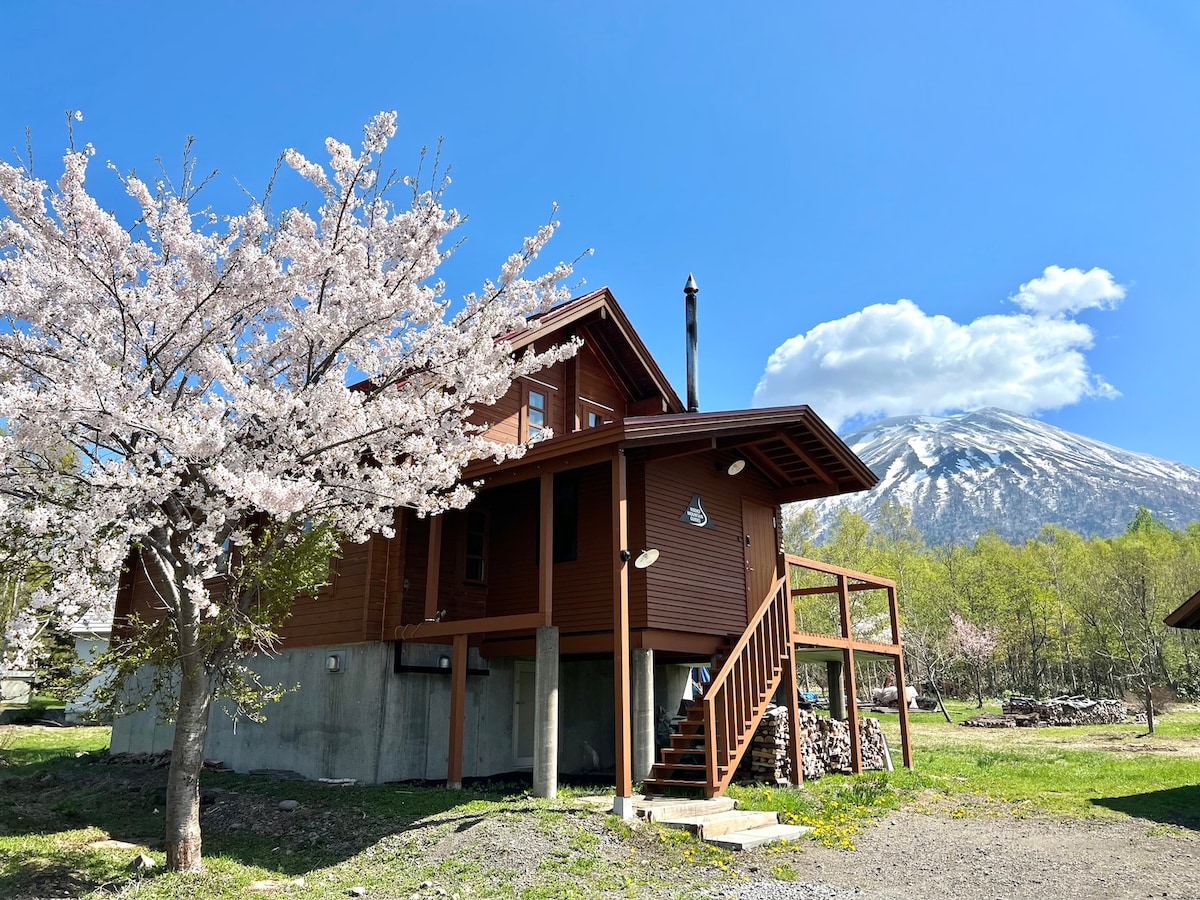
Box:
[797,408,1200,546]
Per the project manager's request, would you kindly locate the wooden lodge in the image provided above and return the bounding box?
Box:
[111,285,912,813]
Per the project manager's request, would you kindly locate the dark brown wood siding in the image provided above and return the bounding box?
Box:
[548,463,613,632]
[481,479,540,617]
[640,454,778,638]
[577,341,627,425]
[279,535,376,648]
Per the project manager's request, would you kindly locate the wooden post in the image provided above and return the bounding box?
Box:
[611,449,633,818]
[782,583,804,785]
[539,472,554,625]
[837,575,863,773]
[424,515,443,621]
[888,586,914,769]
[447,632,468,789]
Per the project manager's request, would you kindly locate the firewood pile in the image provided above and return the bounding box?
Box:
[735,704,889,784]
[1003,695,1129,725]
[961,712,1039,728]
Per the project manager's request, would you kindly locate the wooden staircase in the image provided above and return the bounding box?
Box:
[642,576,799,798]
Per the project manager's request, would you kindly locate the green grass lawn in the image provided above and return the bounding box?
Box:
[2,704,1198,898]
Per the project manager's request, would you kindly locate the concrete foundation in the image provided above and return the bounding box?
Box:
[631,648,655,781]
[532,626,559,798]
[110,641,616,785]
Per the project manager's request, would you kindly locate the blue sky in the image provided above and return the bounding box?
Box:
[6,2,1200,465]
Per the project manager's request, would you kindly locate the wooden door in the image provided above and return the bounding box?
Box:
[513,661,535,767]
[742,499,779,619]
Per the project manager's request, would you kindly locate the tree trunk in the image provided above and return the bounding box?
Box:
[1144,682,1156,735]
[973,668,983,709]
[166,656,214,871]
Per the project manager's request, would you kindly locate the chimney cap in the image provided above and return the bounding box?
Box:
[684,273,699,294]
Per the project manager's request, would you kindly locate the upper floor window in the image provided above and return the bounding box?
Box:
[526,388,548,442]
[464,509,488,583]
[581,397,614,429]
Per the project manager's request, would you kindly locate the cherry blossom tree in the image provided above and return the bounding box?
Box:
[0,112,579,870]
[949,611,1000,708]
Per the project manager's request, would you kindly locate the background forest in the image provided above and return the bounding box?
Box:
[787,502,1200,714]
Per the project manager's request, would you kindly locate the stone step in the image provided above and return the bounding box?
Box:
[637,796,736,823]
[707,823,811,851]
[660,809,780,840]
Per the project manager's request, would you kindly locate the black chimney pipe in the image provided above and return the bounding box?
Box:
[684,273,699,413]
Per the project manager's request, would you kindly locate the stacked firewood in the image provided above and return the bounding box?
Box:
[962,712,1039,728]
[735,705,889,784]
[1003,695,1128,725]
[737,705,792,785]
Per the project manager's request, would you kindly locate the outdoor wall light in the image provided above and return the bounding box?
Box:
[325,653,343,674]
[726,459,747,476]
[620,548,661,569]
[437,655,451,669]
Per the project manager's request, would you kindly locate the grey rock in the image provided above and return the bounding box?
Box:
[127,853,157,873]
[278,799,301,811]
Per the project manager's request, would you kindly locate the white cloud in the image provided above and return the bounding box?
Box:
[1011,265,1125,316]
[752,267,1122,431]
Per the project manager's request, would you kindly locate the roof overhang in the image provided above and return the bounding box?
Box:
[465,405,877,502]
[1166,590,1200,630]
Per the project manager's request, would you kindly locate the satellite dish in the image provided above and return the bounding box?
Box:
[727,459,747,476]
[633,548,660,569]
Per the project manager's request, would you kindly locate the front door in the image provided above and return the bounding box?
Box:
[742,498,780,619]
[513,661,535,767]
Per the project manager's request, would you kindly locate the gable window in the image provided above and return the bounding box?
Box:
[581,397,615,428]
[464,509,488,583]
[525,388,548,442]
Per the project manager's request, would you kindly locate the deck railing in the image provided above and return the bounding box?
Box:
[701,575,794,796]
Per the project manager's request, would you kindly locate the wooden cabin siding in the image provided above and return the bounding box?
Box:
[400,514,431,625]
[438,509,488,621]
[548,463,613,632]
[471,385,522,444]
[577,342,627,424]
[279,536,375,648]
[626,457,650,630]
[481,480,540,617]
[640,455,778,638]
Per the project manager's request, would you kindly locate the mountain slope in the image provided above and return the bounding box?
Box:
[797,408,1200,545]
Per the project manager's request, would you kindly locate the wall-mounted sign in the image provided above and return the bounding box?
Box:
[679,494,717,529]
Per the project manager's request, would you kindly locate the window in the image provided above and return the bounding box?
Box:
[526,388,547,442]
[587,411,605,428]
[464,509,488,582]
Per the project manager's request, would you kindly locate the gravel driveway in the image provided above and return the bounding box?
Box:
[730,809,1200,900]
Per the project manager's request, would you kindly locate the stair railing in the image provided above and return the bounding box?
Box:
[702,575,793,796]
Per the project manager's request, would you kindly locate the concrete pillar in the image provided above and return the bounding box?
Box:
[827,660,846,721]
[631,648,655,781]
[533,626,559,799]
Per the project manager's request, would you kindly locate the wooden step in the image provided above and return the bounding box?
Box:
[659,809,780,841]
[637,797,736,822]
[641,777,707,792]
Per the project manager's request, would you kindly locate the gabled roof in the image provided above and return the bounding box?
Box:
[466,405,877,503]
[1166,591,1200,630]
[503,287,685,414]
